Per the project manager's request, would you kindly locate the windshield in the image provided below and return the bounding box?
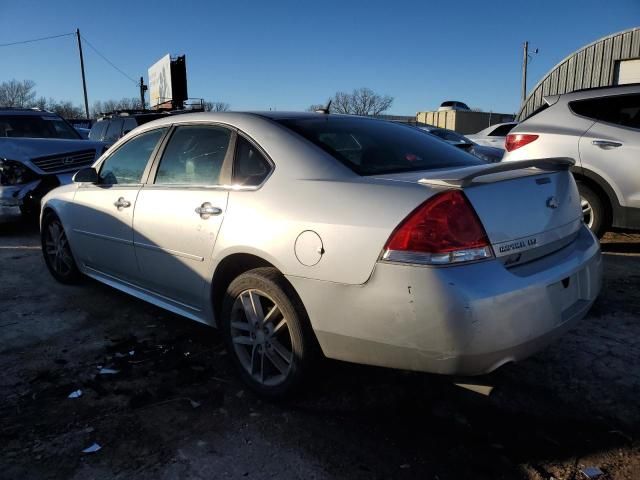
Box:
[277,116,483,176]
[0,114,81,139]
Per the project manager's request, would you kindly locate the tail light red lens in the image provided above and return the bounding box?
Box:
[382,190,493,265]
[505,133,539,152]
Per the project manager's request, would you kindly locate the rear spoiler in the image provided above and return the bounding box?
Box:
[419,157,575,188]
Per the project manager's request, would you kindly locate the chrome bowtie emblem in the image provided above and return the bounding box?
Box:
[546,196,559,209]
[63,157,74,165]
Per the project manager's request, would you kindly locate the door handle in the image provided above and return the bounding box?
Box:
[592,140,622,148]
[195,202,222,219]
[113,197,131,209]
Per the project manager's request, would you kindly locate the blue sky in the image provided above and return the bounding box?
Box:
[1,0,638,115]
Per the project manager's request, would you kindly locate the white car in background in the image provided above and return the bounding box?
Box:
[467,122,518,148]
[502,85,640,237]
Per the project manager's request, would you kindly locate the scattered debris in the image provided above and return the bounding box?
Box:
[580,466,604,479]
[236,390,244,399]
[189,400,201,409]
[400,463,411,469]
[67,389,82,399]
[81,443,102,454]
[454,382,494,396]
[98,368,119,375]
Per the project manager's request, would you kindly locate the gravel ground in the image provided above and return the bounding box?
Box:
[1,209,639,479]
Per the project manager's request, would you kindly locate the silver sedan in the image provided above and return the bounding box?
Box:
[40,112,602,396]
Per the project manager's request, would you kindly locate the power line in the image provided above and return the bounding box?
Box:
[0,32,75,48]
[80,34,138,85]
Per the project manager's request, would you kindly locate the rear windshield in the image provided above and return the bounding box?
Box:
[0,114,81,139]
[277,117,483,175]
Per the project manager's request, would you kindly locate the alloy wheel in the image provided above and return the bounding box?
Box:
[43,219,75,277]
[229,289,293,387]
[581,195,594,229]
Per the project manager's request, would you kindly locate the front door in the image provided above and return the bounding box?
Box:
[69,128,167,281]
[133,124,233,309]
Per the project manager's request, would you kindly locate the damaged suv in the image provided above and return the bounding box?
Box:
[0,108,106,216]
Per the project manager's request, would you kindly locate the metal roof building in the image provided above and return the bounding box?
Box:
[518,27,640,120]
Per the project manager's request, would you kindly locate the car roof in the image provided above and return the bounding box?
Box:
[0,108,59,117]
[559,83,640,101]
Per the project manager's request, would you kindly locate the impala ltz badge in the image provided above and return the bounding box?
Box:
[546,196,559,209]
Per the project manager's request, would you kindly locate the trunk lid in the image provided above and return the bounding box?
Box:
[373,159,582,264]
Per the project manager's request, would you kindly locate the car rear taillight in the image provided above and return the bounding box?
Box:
[382,190,493,265]
[505,133,538,152]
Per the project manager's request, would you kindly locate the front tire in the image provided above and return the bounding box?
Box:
[577,182,608,238]
[221,267,317,398]
[41,212,81,284]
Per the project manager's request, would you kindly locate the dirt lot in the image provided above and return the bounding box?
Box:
[1,209,639,480]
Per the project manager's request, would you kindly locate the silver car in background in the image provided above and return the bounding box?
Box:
[502,85,640,237]
[467,121,518,147]
[40,112,602,396]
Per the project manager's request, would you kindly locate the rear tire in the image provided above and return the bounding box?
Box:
[220,267,317,398]
[41,212,82,284]
[577,182,608,238]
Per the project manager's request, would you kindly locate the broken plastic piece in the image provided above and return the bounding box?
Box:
[190,400,201,409]
[82,443,102,454]
[580,466,604,479]
[98,368,119,375]
[68,389,82,399]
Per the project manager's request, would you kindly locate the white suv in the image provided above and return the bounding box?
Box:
[502,85,640,237]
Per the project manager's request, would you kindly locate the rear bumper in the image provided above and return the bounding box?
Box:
[288,225,602,375]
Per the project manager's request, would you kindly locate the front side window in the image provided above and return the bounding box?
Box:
[570,94,640,129]
[104,118,124,142]
[278,117,483,176]
[155,125,231,185]
[99,128,167,185]
[233,136,271,186]
[89,120,108,140]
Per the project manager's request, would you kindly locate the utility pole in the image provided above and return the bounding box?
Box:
[521,41,529,106]
[521,41,539,107]
[139,77,147,110]
[76,29,90,119]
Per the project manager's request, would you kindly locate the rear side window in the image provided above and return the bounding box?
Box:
[89,120,108,140]
[233,136,271,186]
[570,94,640,129]
[99,128,167,185]
[489,124,516,136]
[104,118,124,142]
[277,117,483,176]
[155,125,231,185]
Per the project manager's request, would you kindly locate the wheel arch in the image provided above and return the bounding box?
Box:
[210,252,278,323]
[571,166,619,225]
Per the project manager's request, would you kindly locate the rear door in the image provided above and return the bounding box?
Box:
[133,124,233,310]
[70,127,168,281]
[576,93,640,209]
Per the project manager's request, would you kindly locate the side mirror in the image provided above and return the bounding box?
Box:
[73,167,99,183]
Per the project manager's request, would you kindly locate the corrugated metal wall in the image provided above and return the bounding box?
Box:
[518,27,640,120]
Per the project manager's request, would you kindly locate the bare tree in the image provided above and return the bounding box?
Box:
[91,98,143,117]
[47,100,84,119]
[0,79,37,107]
[329,88,393,116]
[204,101,231,112]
